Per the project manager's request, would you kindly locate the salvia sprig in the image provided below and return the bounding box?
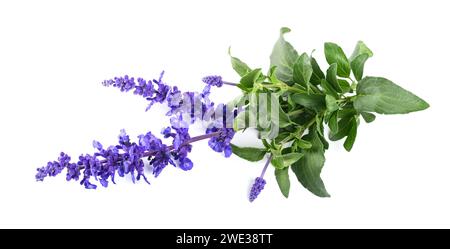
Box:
[36,27,429,201]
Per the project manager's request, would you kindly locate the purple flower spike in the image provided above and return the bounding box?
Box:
[202,75,223,87]
[206,127,235,158]
[38,72,238,192]
[249,177,266,202]
[35,152,72,181]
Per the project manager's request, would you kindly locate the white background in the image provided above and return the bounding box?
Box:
[0,0,448,228]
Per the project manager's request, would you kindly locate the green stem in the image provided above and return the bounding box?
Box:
[280,115,317,144]
[286,86,307,94]
[288,108,305,117]
[310,84,322,94]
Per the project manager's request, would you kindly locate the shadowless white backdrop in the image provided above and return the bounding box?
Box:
[0,0,448,228]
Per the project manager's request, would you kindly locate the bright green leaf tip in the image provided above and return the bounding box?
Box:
[280,27,291,35]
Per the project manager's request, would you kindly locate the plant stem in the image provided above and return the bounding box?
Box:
[286,86,307,94]
[142,131,223,157]
[222,81,239,86]
[260,154,273,178]
[280,115,317,144]
[310,84,322,94]
[288,108,305,117]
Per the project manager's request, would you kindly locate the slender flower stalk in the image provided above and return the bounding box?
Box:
[222,81,239,87]
[260,154,273,179]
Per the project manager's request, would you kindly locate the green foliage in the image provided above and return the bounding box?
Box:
[343,117,358,152]
[326,63,343,93]
[271,152,304,169]
[310,57,325,85]
[291,126,330,197]
[361,112,376,123]
[229,28,429,198]
[238,69,263,92]
[324,42,351,77]
[351,54,369,81]
[293,53,313,91]
[229,47,251,77]
[349,41,373,61]
[354,77,429,114]
[275,167,290,198]
[270,27,299,83]
[231,144,267,162]
[291,93,326,112]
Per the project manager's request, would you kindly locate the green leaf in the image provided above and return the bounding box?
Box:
[294,138,312,149]
[262,139,271,150]
[343,117,358,152]
[293,53,313,89]
[267,66,282,83]
[275,167,290,198]
[325,95,339,112]
[354,77,430,114]
[329,116,354,141]
[338,107,357,119]
[351,53,369,81]
[320,79,339,99]
[310,57,325,85]
[328,111,338,134]
[324,42,351,78]
[271,152,304,169]
[228,47,251,77]
[349,41,373,62]
[270,27,299,83]
[326,63,343,92]
[318,132,329,150]
[238,69,262,91]
[316,115,325,137]
[361,112,376,123]
[338,79,352,93]
[291,128,330,197]
[231,144,267,162]
[278,106,293,128]
[270,156,284,169]
[255,93,292,130]
[274,132,291,144]
[349,41,373,80]
[291,93,326,112]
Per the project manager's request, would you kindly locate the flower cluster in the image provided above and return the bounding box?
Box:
[37,129,152,189]
[206,126,234,158]
[36,72,236,190]
[102,72,169,111]
[249,177,266,202]
[102,71,217,118]
[36,152,74,182]
[103,72,235,157]
[202,75,224,87]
